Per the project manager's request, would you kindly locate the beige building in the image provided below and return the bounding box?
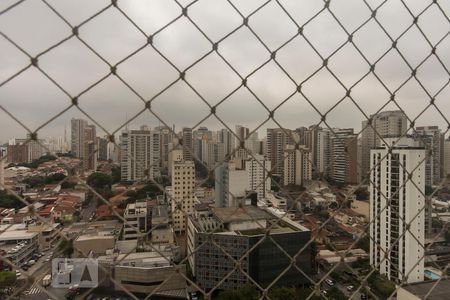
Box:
[283,146,312,186]
[99,252,186,295]
[74,235,116,257]
[171,161,196,232]
[27,222,61,251]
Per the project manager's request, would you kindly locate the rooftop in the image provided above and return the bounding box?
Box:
[212,206,274,224]
[401,279,450,300]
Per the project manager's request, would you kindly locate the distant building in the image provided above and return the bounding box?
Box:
[266,128,293,180]
[187,205,312,290]
[361,110,407,181]
[171,160,196,232]
[182,127,193,161]
[215,162,248,208]
[445,138,450,176]
[120,126,160,182]
[123,201,149,240]
[330,129,358,184]
[415,126,445,185]
[283,145,312,186]
[370,138,425,283]
[71,118,88,158]
[246,154,271,200]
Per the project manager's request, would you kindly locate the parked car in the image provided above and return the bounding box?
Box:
[347,285,355,291]
[27,260,36,266]
[325,279,334,286]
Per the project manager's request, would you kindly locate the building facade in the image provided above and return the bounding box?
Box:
[171,161,196,232]
[370,138,425,283]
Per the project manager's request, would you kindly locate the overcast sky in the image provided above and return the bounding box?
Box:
[0,0,449,143]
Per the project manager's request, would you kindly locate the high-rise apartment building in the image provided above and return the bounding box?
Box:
[415,126,445,185]
[266,128,293,180]
[444,138,450,176]
[246,155,271,200]
[283,146,312,186]
[182,127,193,161]
[310,126,331,176]
[370,138,425,283]
[120,127,160,182]
[71,118,88,158]
[83,124,97,170]
[171,160,196,232]
[214,162,248,208]
[156,126,174,173]
[218,128,234,158]
[361,111,408,181]
[330,129,358,184]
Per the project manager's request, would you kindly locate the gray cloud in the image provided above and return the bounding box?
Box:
[0,0,449,143]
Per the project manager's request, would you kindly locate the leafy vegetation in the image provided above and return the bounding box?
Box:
[17,154,57,169]
[111,166,121,184]
[57,238,74,258]
[216,284,259,300]
[368,271,395,298]
[22,173,66,188]
[0,272,16,286]
[0,190,25,209]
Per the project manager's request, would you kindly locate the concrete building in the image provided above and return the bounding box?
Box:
[99,250,186,295]
[283,145,312,186]
[246,154,271,200]
[171,161,196,232]
[182,127,193,161]
[370,138,425,283]
[215,162,249,208]
[96,137,108,161]
[311,127,331,176]
[445,138,450,176]
[330,129,358,184]
[266,128,292,180]
[120,126,160,182]
[187,205,312,290]
[0,224,39,267]
[123,201,149,240]
[71,118,88,158]
[361,110,408,181]
[397,279,450,300]
[415,126,445,185]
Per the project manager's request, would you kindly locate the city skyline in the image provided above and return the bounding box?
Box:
[1,0,449,143]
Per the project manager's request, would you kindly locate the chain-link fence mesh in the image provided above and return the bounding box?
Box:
[0,0,449,299]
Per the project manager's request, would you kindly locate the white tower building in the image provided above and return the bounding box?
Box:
[370,138,425,283]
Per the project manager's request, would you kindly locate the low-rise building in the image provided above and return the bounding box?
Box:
[0,224,39,267]
[187,205,312,290]
[123,201,149,240]
[98,251,186,296]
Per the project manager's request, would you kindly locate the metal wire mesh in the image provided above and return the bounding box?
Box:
[0,0,449,299]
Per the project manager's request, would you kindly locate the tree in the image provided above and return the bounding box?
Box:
[57,238,74,258]
[327,286,346,300]
[87,173,112,190]
[268,287,297,300]
[216,284,259,300]
[0,272,16,287]
[0,190,25,209]
[356,235,370,252]
[111,166,121,184]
